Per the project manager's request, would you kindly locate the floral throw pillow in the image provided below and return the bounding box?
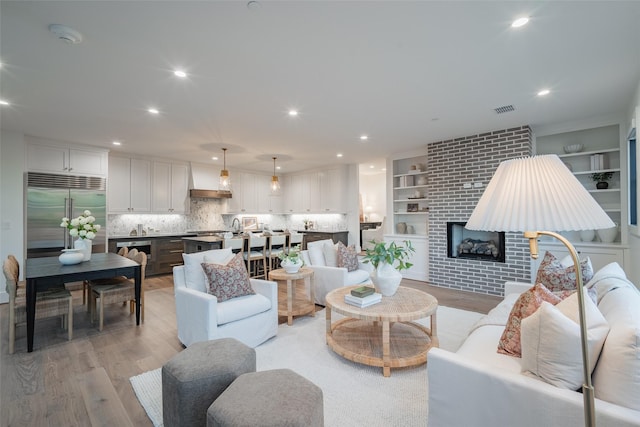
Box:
[535,251,594,292]
[336,241,359,272]
[201,253,255,302]
[497,283,564,357]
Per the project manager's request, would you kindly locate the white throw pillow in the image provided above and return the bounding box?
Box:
[182,248,233,292]
[521,292,609,390]
[308,245,326,266]
[323,241,338,267]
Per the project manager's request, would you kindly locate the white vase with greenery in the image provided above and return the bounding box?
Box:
[363,240,415,296]
[278,247,304,274]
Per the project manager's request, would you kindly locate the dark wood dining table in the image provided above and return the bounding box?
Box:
[25,252,141,352]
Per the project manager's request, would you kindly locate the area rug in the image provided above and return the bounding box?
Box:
[130,305,483,427]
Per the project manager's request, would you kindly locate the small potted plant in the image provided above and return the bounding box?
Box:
[590,172,613,189]
[363,240,415,296]
[278,247,304,274]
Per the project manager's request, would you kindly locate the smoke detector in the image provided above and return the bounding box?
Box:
[48,24,83,44]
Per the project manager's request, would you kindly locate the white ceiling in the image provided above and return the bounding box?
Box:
[2,1,639,174]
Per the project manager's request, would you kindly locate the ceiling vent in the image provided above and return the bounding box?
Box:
[49,24,83,44]
[494,105,515,114]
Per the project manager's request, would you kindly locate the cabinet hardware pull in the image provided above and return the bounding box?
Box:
[169,250,183,253]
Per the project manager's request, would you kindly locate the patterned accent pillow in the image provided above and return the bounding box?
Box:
[201,253,255,302]
[535,251,594,292]
[497,283,564,357]
[336,241,359,272]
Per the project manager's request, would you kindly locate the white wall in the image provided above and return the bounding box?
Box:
[0,130,26,302]
[359,169,386,223]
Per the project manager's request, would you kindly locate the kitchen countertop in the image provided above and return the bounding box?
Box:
[182,236,224,243]
[108,232,197,239]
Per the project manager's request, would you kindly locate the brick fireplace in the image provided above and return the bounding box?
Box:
[427,126,532,296]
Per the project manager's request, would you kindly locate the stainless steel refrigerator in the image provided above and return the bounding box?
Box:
[26,172,107,258]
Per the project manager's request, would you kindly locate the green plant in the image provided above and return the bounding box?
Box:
[363,240,415,271]
[278,247,304,265]
[590,172,613,182]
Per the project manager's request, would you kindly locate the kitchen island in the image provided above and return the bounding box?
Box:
[182,235,224,253]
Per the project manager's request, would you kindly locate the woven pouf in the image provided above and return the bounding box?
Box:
[207,369,324,427]
[162,338,256,427]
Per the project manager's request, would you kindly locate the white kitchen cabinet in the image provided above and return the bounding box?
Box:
[384,234,428,281]
[284,171,322,213]
[319,166,347,212]
[108,155,151,213]
[27,142,108,177]
[256,174,283,213]
[531,241,627,275]
[152,161,189,213]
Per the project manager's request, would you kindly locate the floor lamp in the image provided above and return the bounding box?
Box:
[466,154,615,427]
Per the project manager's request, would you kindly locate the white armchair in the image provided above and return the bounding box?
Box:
[300,239,373,305]
[173,248,278,348]
[361,218,385,251]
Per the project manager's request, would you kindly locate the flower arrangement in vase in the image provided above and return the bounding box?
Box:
[590,172,613,189]
[278,247,304,274]
[60,210,101,261]
[363,240,415,296]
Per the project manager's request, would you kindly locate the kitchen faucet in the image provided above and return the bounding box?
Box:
[231,218,240,233]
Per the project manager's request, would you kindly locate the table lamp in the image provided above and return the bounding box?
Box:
[466,154,615,427]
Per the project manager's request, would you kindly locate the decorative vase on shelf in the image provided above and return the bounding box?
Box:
[596,181,609,190]
[579,230,595,242]
[370,262,402,296]
[74,238,92,261]
[597,225,619,244]
[281,258,303,274]
[396,222,407,234]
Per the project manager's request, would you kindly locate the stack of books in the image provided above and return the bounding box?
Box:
[345,286,382,307]
[590,153,608,170]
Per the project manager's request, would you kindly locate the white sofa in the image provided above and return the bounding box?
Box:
[173,248,278,348]
[428,262,640,427]
[300,239,373,305]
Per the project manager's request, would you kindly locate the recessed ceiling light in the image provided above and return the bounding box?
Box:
[360,135,368,141]
[537,89,550,96]
[511,16,530,28]
[288,109,298,117]
[112,141,121,146]
[174,69,187,78]
[337,153,343,158]
[148,108,159,115]
[212,156,219,161]
[0,99,10,106]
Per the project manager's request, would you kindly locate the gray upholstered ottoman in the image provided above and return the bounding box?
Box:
[162,338,256,427]
[207,368,324,427]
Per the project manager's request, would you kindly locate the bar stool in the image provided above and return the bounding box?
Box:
[267,234,287,274]
[289,233,304,251]
[243,234,267,278]
[223,237,244,258]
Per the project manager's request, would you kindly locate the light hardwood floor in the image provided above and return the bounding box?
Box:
[0,275,500,426]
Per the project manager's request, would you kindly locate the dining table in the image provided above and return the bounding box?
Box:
[25,252,141,352]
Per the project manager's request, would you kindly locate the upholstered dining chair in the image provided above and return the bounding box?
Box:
[266,234,287,273]
[3,255,73,353]
[243,234,267,279]
[89,250,146,331]
[289,232,304,252]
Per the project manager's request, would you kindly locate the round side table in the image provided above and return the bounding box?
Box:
[268,267,315,325]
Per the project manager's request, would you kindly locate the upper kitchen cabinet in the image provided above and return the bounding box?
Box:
[27,141,108,177]
[284,172,320,213]
[152,161,189,213]
[108,155,151,213]
[318,166,347,212]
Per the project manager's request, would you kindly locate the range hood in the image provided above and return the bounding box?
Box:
[189,163,232,199]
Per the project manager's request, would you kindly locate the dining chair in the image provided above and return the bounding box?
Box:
[223,237,244,258]
[89,250,146,331]
[289,233,304,252]
[3,255,73,353]
[267,234,287,273]
[82,246,128,305]
[243,234,267,279]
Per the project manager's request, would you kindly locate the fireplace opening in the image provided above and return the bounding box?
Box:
[447,222,505,263]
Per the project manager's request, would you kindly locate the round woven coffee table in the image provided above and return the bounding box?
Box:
[325,285,438,377]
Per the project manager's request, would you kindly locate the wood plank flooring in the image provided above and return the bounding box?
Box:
[0,274,500,426]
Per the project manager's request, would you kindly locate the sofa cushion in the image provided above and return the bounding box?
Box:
[521,292,609,390]
[336,241,359,272]
[323,241,338,267]
[345,269,371,286]
[216,293,272,325]
[202,253,255,303]
[498,283,564,357]
[591,281,640,411]
[308,246,326,266]
[182,248,233,292]
[535,251,594,292]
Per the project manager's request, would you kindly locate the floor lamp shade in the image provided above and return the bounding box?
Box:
[466,154,614,233]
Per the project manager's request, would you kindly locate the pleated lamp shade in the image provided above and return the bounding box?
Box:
[466,155,615,232]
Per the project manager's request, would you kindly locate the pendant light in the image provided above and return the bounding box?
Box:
[219,148,231,191]
[270,157,281,193]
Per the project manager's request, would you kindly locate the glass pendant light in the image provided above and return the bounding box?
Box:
[219,148,231,191]
[270,157,281,194]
